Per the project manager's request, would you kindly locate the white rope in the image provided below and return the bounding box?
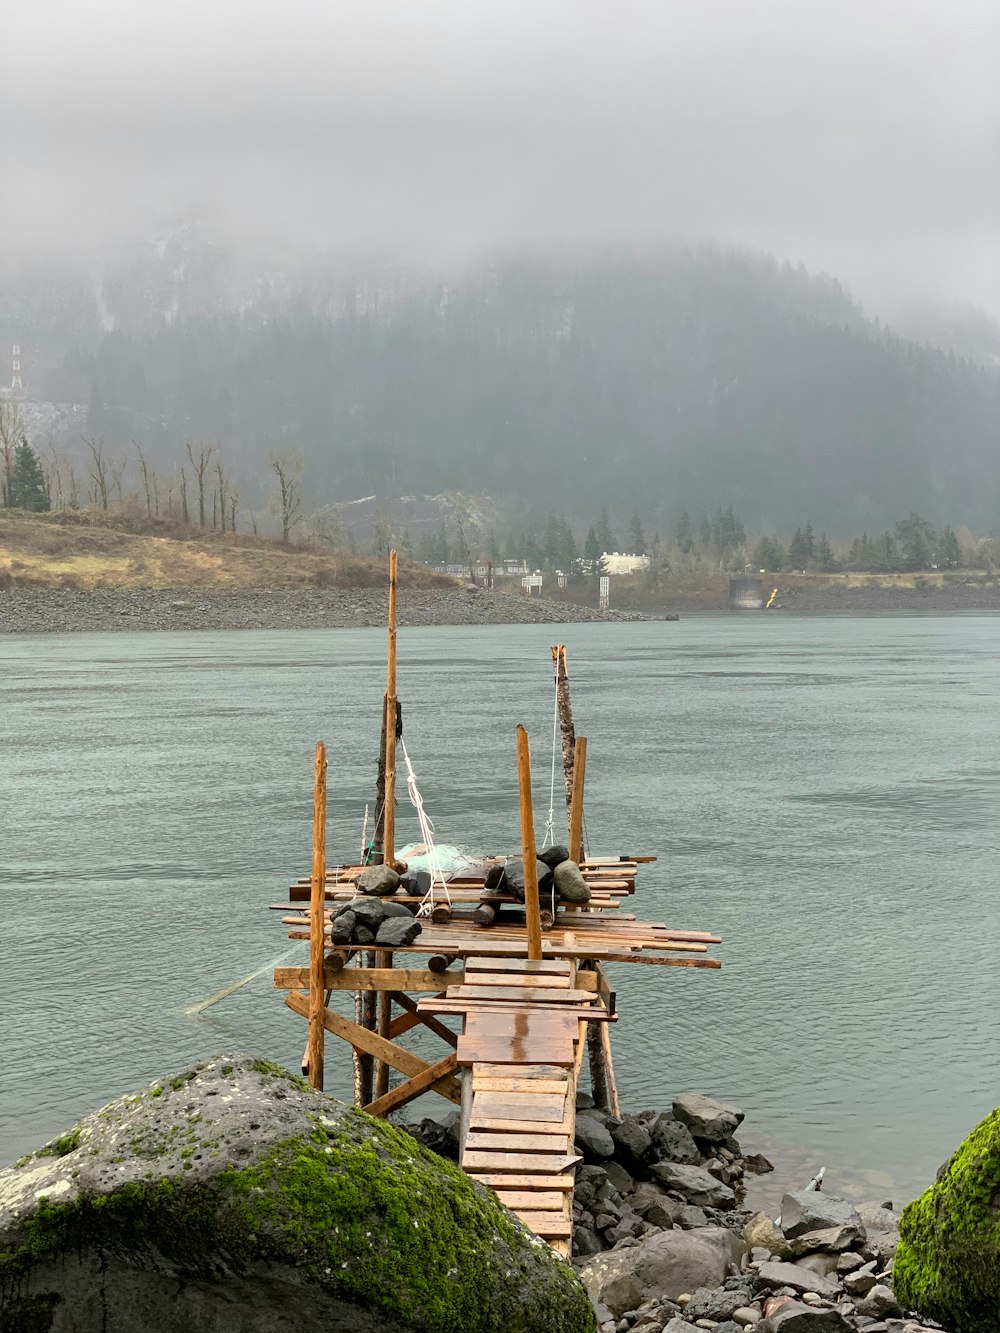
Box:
[541,665,560,850]
[399,738,451,916]
[360,803,370,865]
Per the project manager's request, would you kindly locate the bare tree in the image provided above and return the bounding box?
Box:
[85,437,110,511]
[215,456,227,533]
[0,402,24,507]
[228,486,239,534]
[185,441,214,527]
[133,439,153,518]
[44,444,64,511]
[179,467,190,526]
[268,450,303,543]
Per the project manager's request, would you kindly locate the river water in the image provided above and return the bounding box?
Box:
[2,615,998,1201]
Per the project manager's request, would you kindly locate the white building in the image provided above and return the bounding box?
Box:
[601,552,650,575]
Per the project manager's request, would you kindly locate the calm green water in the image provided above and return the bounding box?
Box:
[2,616,998,1201]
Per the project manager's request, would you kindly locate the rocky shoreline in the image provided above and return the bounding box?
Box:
[407,1091,944,1333]
[0,584,641,634]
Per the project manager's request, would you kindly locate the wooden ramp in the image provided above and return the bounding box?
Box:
[418,955,612,1256]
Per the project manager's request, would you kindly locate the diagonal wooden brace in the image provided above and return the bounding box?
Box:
[285,990,462,1105]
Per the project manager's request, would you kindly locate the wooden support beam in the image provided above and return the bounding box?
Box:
[384,549,398,865]
[275,966,469,992]
[550,645,576,813]
[568,736,587,867]
[307,742,327,1091]
[363,1053,458,1119]
[375,949,392,1099]
[388,990,459,1048]
[285,990,462,1104]
[515,724,543,961]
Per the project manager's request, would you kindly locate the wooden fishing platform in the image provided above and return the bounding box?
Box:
[272,554,721,1257]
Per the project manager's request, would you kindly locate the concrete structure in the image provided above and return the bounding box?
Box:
[601,552,649,576]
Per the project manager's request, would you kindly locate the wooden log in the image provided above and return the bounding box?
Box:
[473,901,499,927]
[384,549,398,865]
[430,903,453,924]
[427,953,458,973]
[600,1016,620,1118]
[307,742,328,1091]
[363,1052,458,1119]
[568,735,587,867]
[285,990,462,1104]
[551,645,575,812]
[387,990,458,1048]
[515,724,543,961]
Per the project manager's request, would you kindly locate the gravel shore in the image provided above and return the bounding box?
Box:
[0,585,642,635]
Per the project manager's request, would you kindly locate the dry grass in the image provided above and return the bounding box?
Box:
[0,511,457,591]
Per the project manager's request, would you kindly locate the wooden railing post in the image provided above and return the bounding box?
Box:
[516,725,543,961]
[307,741,327,1090]
[568,736,587,865]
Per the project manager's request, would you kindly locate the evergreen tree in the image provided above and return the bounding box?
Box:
[816,533,837,571]
[698,511,711,547]
[872,530,901,571]
[802,520,816,565]
[752,535,784,571]
[628,510,646,555]
[11,440,50,512]
[939,524,961,568]
[434,523,449,564]
[595,507,615,555]
[675,507,694,554]
[788,526,809,569]
[895,512,935,570]
[583,526,601,567]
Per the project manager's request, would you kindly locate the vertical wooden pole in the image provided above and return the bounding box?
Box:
[384,550,398,866]
[375,949,392,1099]
[568,736,588,865]
[551,645,576,813]
[307,741,327,1090]
[516,724,543,961]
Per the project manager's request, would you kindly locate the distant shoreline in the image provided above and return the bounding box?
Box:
[0,584,641,635]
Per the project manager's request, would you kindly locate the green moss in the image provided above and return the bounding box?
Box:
[895,1105,1000,1333]
[34,1127,81,1159]
[1,1108,594,1333]
[250,1058,310,1092]
[149,1087,163,1098]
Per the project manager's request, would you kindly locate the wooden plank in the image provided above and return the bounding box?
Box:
[509,1211,572,1238]
[494,1190,566,1211]
[469,1113,572,1134]
[307,741,328,1091]
[446,986,596,1004]
[465,957,571,975]
[464,1131,571,1152]
[456,1039,575,1066]
[473,1063,570,1081]
[472,1076,569,1094]
[472,1093,568,1122]
[469,1173,574,1190]
[285,990,461,1103]
[424,1002,614,1023]
[462,1151,581,1173]
[458,972,573,989]
[275,966,467,991]
[362,1053,458,1119]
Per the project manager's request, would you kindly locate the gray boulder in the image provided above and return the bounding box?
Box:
[575,1116,616,1162]
[631,1181,680,1230]
[760,1300,853,1331]
[374,916,422,947]
[611,1116,652,1165]
[787,1225,861,1255]
[539,844,570,869]
[855,1283,901,1319]
[779,1191,865,1246]
[0,1055,597,1333]
[503,857,553,901]
[330,909,356,944]
[744,1211,794,1258]
[347,896,389,930]
[755,1261,840,1298]
[578,1226,743,1316]
[650,1113,701,1165]
[553,860,592,904]
[684,1284,756,1321]
[356,865,401,896]
[673,1093,745,1143]
[651,1161,736,1210]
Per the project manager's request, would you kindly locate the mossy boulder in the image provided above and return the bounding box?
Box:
[893,1105,1000,1333]
[0,1054,596,1333]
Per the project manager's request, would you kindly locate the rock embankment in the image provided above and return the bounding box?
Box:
[0,1054,596,1333]
[406,1092,947,1333]
[0,585,640,634]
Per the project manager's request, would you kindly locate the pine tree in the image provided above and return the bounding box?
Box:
[789,527,809,569]
[595,507,615,555]
[939,524,961,568]
[628,511,646,555]
[583,526,601,567]
[802,521,815,565]
[816,533,836,571]
[12,439,50,512]
[752,535,784,571]
[675,508,694,554]
[698,511,711,547]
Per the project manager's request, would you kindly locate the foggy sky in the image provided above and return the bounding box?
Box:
[3,0,999,318]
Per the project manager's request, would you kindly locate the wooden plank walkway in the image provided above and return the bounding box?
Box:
[418,954,612,1256]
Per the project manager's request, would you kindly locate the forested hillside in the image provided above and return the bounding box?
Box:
[4,243,998,534]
